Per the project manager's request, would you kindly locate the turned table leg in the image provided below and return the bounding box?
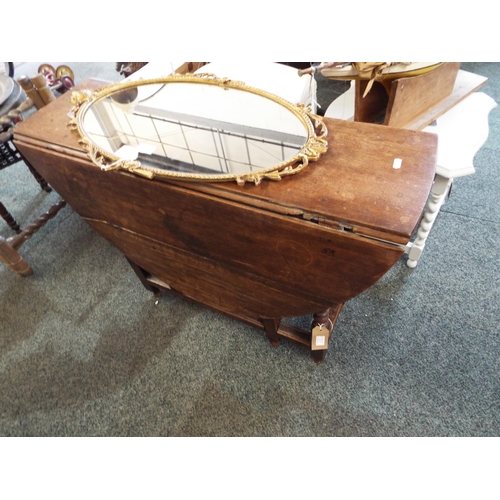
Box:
[261,318,281,347]
[0,201,22,233]
[310,309,333,363]
[260,305,344,362]
[126,258,163,296]
[21,153,53,193]
[406,175,452,268]
[0,200,66,276]
[0,235,33,276]
[26,163,52,193]
[310,304,343,363]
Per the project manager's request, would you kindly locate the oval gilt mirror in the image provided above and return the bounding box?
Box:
[68,73,328,185]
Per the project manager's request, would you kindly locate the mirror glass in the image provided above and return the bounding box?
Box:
[70,75,328,185]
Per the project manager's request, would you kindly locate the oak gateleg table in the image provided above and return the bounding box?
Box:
[13,79,437,363]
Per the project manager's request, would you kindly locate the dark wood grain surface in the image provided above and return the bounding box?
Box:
[14,79,438,243]
[13,79,437,321]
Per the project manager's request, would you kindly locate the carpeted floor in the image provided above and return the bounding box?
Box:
[1,62,499,436]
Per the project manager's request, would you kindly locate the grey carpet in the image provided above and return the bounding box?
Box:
[1,62,499,436]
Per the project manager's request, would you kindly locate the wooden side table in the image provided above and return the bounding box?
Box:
[324,67,496,268]
[406,92,497,267]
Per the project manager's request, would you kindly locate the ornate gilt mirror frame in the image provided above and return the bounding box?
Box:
[68,73,328,186]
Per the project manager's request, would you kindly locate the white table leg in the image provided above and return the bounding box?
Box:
[406,175,452,268]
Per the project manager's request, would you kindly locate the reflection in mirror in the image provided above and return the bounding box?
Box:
[69,74,328,185]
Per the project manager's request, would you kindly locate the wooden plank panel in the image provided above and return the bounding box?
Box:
[385,63,461,128]
[13,144,404,316]
[402,69,488,130]
[87,219,330,318]
[14,79,437,241]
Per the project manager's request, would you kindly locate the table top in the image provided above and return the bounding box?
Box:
[14,78,438,245]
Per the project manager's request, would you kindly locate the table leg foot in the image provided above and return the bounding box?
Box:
[309,305,344,361]
[261,318,281,347]
[312,350,327,364]
[0,236,33,276]
[126,258,162,296]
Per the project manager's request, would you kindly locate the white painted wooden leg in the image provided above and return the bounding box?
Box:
[406,175,452,268]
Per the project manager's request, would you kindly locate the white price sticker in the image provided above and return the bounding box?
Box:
[316,335,325,347]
